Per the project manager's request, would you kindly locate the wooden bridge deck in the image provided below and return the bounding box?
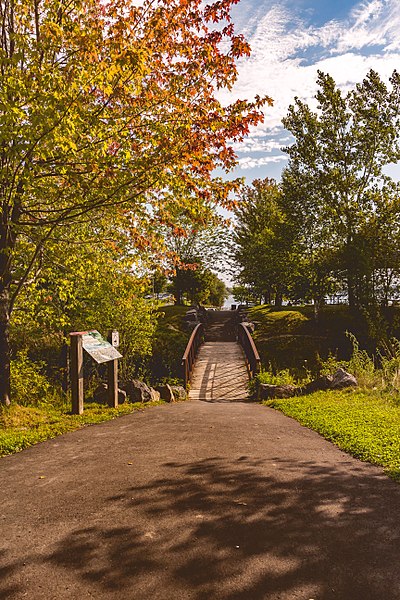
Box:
[189,341,249,401]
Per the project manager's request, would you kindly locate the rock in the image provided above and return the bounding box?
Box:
[330,368,358,390]
[123,379,154,403]
[299,375,333,395]
[154,384,175,403]
[259,383,297,400]
[150,388,161,402]
[298,368,357,395]
[93,383,127,404]
[170,385,187,401]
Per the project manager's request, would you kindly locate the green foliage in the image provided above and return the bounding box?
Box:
[10,352,52,406]
[146,305,189,384]
[264,390,400,481]
[233,178,298,305]
[0,400,164,457]
[346,332,376,387]
[378,338,400,392]
[281,69,400,309]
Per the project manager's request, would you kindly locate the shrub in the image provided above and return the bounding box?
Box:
[10,351,52,406]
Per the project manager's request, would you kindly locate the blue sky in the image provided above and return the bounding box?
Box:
[219,0,400,183]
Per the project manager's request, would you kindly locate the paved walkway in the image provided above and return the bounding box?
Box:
[189,342,249,400]
[2,400,400,600]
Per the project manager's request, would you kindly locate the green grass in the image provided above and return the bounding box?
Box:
[246,304,371,373]
[264,390,400,480]
[0,399,165,457]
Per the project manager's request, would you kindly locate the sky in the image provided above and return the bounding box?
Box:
[219,0,400,183]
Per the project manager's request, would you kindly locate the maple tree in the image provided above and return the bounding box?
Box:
[0,0,270,404]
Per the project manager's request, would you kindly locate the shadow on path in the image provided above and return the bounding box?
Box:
[40,456,400,600]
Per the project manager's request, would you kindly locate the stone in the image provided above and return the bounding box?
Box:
[93,383,127,404]
[154,384,175,403]
[150,388,161,402]
[123,379,154,403]
[299,375,333,395]
[170,385,187,401]
[298,368,357,395]
[259,383,297,400]
[330,368,358,390]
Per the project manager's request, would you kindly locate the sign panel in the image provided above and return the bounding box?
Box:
[81,330,122,364]
[111,330,120,348]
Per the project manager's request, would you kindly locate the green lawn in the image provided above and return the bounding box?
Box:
[264,389,400,480]
[0,400,164,457]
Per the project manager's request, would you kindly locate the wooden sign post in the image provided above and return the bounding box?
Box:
[69,329,122,414]
[70,333,84,415]
[107,330,119,409]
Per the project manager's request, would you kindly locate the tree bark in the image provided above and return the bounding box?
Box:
[0,282,11,405]
[0,200,19,405]
[274,290,283,307]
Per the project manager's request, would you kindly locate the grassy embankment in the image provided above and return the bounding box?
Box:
[0,304,191,457]
[0,400,165,457]
[247,304,400,481]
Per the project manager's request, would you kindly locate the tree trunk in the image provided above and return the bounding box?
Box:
[0,202,19,406]
[274,289,283,307]
[0,284,11,405]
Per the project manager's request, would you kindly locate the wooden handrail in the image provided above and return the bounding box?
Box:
[182,323,204,388]
[237,323,261,379]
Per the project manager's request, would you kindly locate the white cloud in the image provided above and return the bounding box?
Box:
[219,0,400,177]
[238,155,288,170]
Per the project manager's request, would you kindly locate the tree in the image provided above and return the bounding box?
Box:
[11,221,158,382]
[281,69,400,309]
[233,179,298,306]
[0,0,269,404]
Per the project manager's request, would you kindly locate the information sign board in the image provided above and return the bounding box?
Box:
[81,330,122,364]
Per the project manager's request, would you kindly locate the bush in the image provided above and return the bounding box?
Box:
[10,351,53,405]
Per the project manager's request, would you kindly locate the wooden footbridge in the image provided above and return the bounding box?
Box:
[182,310,260,401]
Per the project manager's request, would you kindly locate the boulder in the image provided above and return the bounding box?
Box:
[123,379,159,403]
[93,383,127,404]
[258,368,357,401]
[330,368,358,390]
[154,384,175,403]
[299,375,333,395]
[170,385,187,401]
[259,383,297,400]
[298,369,357,395]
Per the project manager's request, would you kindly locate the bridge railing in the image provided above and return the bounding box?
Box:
[182,323,204,388]
[237,323,261,379]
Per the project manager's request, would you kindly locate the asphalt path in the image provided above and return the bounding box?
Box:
[1,399,400,600]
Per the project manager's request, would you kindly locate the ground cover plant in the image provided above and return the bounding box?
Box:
[264,390,400,481]
[254,319,400,482]
[0,400,165,457]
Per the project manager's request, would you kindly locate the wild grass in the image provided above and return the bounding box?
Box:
[0,399,165,457]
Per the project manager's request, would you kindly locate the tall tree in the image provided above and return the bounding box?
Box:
[0,0,269,403]
[233,178,297,306]
[282,69,400,308]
